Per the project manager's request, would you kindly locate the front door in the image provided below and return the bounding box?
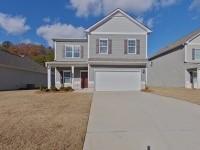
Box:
[81,72,88,89]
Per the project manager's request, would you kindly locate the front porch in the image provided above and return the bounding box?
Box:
[46,62,88,90]
[185,68,200,89]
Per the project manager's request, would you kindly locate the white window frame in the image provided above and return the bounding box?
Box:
[194,49,200,60]
[65,45,81,58]
[99,38,108,54]
[63,70,71,83]
[127,39,137,54]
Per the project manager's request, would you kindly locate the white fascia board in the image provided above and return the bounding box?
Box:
[90,32,147,35]
[186,33,200,44]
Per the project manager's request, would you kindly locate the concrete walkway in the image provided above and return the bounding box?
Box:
[83,92,200,150]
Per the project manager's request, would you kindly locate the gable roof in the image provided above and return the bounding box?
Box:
[0,50,46,74]
[85,8,152,33]
[150,28,200,60]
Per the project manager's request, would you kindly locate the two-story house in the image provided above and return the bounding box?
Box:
[46,8,152,91]
[148,29,200,89]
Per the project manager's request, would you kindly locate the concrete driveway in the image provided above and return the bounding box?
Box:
[83,92,200,150]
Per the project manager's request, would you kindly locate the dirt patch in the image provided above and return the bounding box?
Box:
[0,90,92,150]
[146,87,200,105]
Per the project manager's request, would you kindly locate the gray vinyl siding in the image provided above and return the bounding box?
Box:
[55,41,88,61]
[186,45,200,63]
[0,67,47,91]
[148,48,185,87]
[93,12,146,33]
[89,34,146,59]
[186,35,200,63]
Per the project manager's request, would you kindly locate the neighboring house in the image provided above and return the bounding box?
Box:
[148,29,200,89]
[0,50,47,90]
[46,8,151,91]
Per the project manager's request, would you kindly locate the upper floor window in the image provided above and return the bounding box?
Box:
[127,39,136,54]
[99,39,108,54]
[65,45,80,58]
[194,49,200,60]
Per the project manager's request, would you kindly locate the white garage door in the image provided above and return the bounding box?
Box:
[95,71,141,91]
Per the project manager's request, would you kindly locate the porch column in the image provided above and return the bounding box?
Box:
[197,69,200,89]
[71,66,74,89]
[47,66,51,89]
[55,67,61,89]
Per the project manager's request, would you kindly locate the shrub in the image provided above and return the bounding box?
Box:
[40,85,47,91]
[51,86,59,92]
[60,86,74,92]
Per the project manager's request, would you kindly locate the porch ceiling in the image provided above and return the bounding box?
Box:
[46,61,88,68]
[185,63,200,70]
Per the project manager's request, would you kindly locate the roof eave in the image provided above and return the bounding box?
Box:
[149,44,185,61]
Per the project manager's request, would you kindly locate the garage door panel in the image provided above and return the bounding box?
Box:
[95,71,141,91]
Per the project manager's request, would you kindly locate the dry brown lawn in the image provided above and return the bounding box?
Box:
[146,87,200,105]
[0,90,92,150]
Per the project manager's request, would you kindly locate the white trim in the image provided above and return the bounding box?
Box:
[85,8,152,33]
[88,34,90,58]
[186,33,200,44]
[188,43,200,45]
[127,39,137,55]
[99,38,109,54]
[64,45,81,58]
[55,67,57,84]
[146,34,148,59]
[145,67,148,85]
[88,64,90,82]
[71,66,74,89]
[88,60,147,65]
[54,41,57,60]
[47,66,51,89]
[91,32,147,35]
[63,70,71,84]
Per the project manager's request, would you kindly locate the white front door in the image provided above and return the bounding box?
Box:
[95,71,141,91]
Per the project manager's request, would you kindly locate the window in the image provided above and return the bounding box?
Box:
[194,49,200,60]
[65,46,73,57]
[65,45,81,58]
[127,39,136,54]
[74,46,81,58]
[99,39,108,54]
[63,71,71,83]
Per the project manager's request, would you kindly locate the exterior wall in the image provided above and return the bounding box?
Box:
[92,12,146,33]
[148,48,186,87]
[55,67,88,89]
[88,65,146,89]
[186,35,200,63]
[55,41,88,61]
[89,34,147,59]
[0,67,47,91]
[186,44,200,62]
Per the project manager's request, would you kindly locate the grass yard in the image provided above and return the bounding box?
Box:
[146,87,200,105]
[0,90,92,150]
